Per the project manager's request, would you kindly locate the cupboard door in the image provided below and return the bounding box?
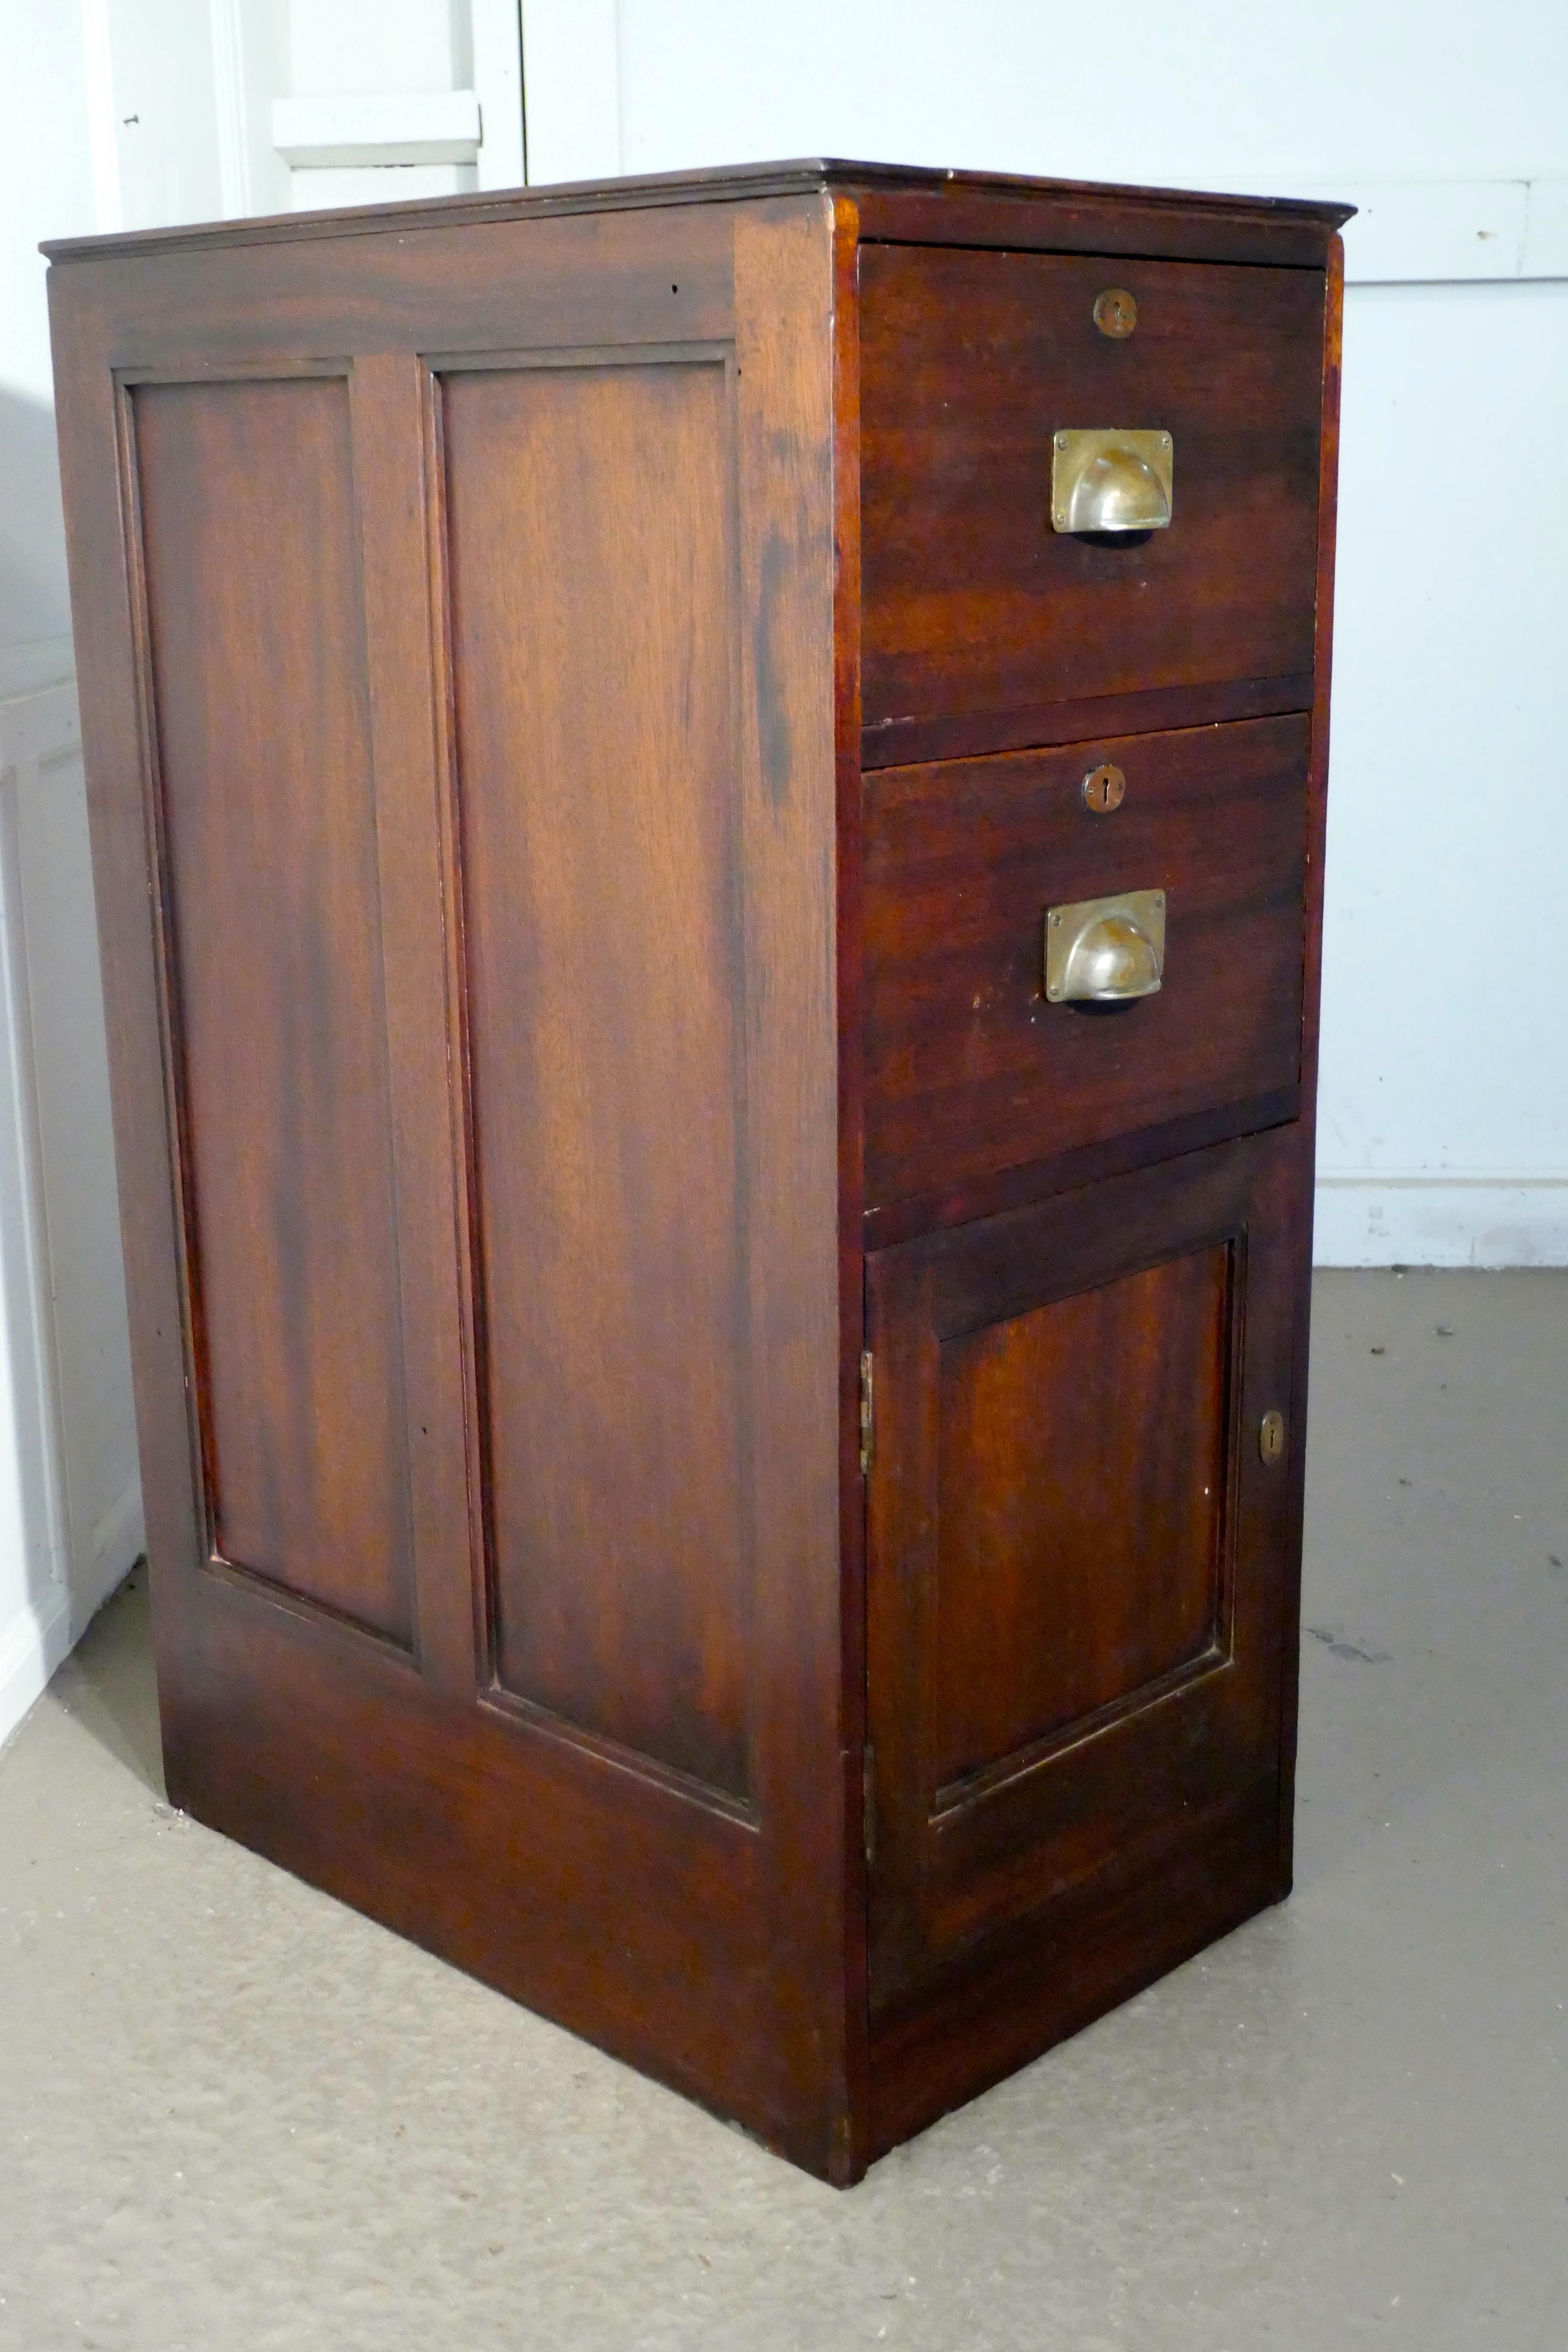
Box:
[866,1130,1304,2148]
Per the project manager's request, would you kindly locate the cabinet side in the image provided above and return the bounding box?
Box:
[828,191,871,2183]
[731,196,851,2174]
[1276,234,1347,1890]
[50,190,852,2181]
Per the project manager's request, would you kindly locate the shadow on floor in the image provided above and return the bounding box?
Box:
[52,1562,165,1797]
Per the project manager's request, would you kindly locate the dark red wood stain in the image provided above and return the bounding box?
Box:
[862,714,1311,1207]
[47,162,1348,2183]
[134,376,416,1645]
[860,245,1325,749]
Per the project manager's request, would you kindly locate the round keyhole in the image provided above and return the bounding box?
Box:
[1082,762,1127,814]
[1093,287,1138,339]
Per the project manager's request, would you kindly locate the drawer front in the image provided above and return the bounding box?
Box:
[862,715,1310,1209]
[860,245,1325,763]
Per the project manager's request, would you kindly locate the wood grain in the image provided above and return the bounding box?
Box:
[847,182,1347,270]
[443,355,751,1798]
[866,1131,1299,2078]
[861,1088,1300,1252]
[52,193,849,2179]
[43,158,1349,271]
[731,197,848,2179]
[47,167,1348,2185]
[350,352,486,1696]
[934,1245,1229,1792]
[861,246,1325,749]
[861,671,1314,772]
[1276,234,1348,1891]
[134,375,416,1643]
[829,188,873,2180]
[863,715,1311,1208]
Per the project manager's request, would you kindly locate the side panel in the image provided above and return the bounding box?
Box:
[134,375,414,1644]
[1277,236,1348,1886]
[49,195,845,2177]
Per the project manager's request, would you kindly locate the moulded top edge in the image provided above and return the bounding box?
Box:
[40,158,1355,267]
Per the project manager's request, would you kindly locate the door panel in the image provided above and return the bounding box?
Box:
[934,1242,1230,1794]
[134,376,416,1645]
[867,1132,1298,2033]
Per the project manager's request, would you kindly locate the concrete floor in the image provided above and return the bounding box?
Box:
[0,1269,1564,2350]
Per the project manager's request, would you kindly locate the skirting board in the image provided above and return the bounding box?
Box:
[1314,1177,1568,1268]
[0,1580,73,1757]
[0,1474,144,1755]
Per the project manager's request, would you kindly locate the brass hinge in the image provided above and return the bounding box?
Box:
[863,1742,877,1869]
[858,1348,874,1476]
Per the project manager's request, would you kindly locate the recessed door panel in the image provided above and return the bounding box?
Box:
[442,359,752,1802]
[934,1243,1230,1796]
[867,1134,1298,2029]
[134,376,415,1645]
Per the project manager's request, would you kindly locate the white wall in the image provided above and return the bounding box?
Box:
[605,0,1564,187]
[0,2,146,1746]
[522,0,1568,1267]
[1316,278,1568,1266]
[273,0,523,208]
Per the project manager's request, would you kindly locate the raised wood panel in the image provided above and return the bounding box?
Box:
[860,245,1325,744]
[133,376,415,1644]
[934,1244,1230,1796]
[441,356,752,1801]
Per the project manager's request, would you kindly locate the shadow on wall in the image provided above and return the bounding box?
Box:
[0,377,144,1749]
[0,386,74,658]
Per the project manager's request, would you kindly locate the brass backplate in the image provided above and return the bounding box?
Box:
[1044,887,1166,1004]
[1051,428,1174,533]
[1259,1409,1286,1466]
[1093,287,1138,338]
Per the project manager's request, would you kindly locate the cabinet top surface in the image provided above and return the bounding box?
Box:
[42,156,1353,267]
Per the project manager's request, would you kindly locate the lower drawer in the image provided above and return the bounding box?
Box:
[862,713,1310,1208]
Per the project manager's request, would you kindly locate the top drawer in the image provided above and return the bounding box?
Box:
[859,245,1326,764]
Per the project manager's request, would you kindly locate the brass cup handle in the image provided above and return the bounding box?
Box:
[1045,889,1166,1003]
[1051,429,1174,533]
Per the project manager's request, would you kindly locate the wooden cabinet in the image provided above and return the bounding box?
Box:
[46,161,1347,2184]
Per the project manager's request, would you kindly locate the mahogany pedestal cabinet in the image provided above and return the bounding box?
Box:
[47,161,1349,2184]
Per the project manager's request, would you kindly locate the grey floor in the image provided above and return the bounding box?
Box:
[1,1271,1565,2351]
